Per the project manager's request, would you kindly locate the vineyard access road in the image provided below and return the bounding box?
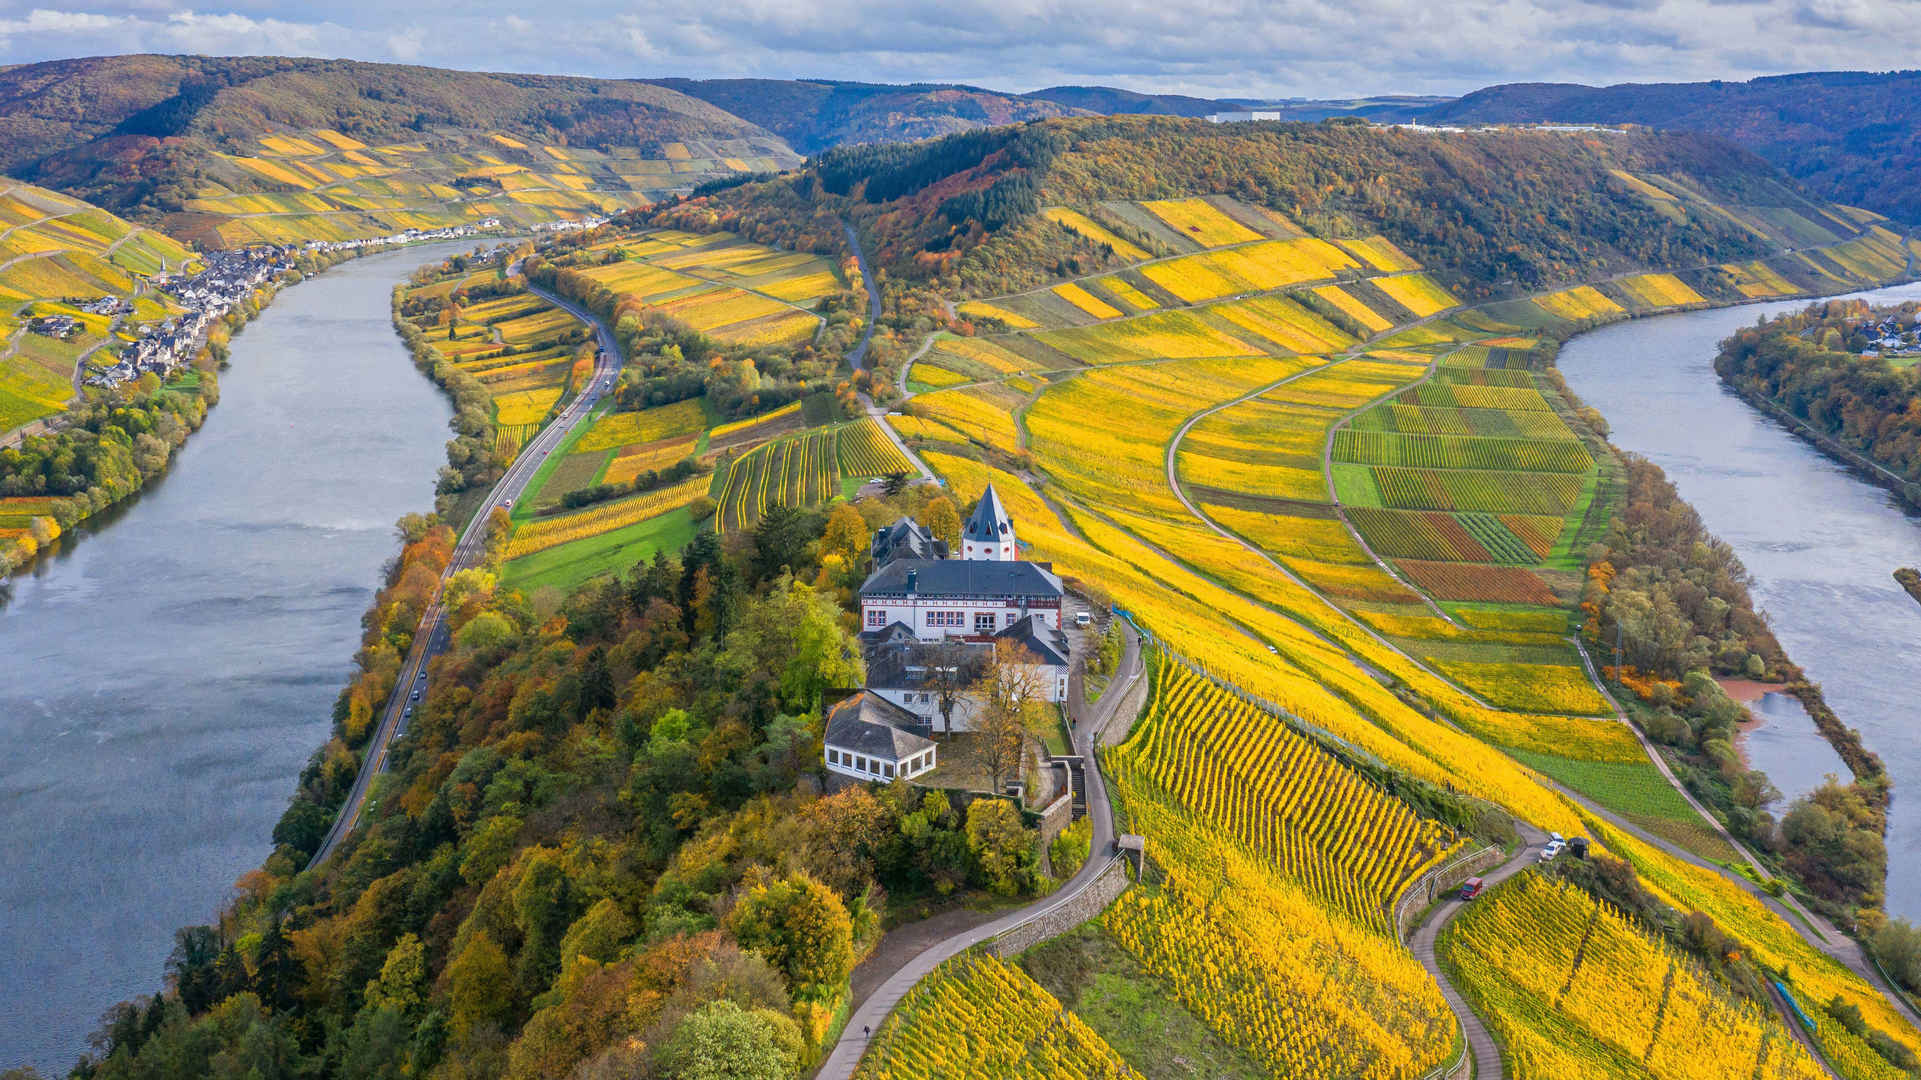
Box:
[815,616,1146,1079]
[307,268,621,868]
[1408,825,1546,1080]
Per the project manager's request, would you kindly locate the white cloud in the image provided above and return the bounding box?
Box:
[0,0,1918,98]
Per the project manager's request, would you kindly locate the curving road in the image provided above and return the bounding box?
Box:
[307,269,621,868]
[816,616,1146,1078]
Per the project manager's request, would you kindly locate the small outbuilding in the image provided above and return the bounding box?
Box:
[822,690,937,783]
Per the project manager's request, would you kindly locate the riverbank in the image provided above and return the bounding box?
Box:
[1556,280,1921,923]
[0,240,468,1073]
[0,237,500,585]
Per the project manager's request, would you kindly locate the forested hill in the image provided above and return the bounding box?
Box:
[646,78,1082,155]
[661,116,1833,300]
[1424,71,1921,225]
[0,55,779,223]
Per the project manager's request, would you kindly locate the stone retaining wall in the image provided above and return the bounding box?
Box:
[986,855,1131,959]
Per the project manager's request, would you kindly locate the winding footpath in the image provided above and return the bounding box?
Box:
[308,270,622,868]
[815,619,1147,1079]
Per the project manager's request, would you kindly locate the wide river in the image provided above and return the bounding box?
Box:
[1559,280,1921,922]
[0,241,469,1072]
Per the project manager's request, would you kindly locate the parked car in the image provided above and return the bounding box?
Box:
[1074,611,1093,628]
[1458,877,1485,901]
[1539,840,1565,863]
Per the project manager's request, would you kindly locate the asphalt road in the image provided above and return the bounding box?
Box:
[815,614,1146,1078]
[307,269,621,869]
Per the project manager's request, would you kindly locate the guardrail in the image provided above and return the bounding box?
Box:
[1394,843,1504,938]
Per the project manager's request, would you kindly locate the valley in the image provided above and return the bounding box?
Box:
[3,52,1921,1080]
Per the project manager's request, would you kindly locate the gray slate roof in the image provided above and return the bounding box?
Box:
[824,691,935,762]
[872,516,947,566]
[859,557,1063,600]
[963,484,1015,544]
[997,613,1071,667]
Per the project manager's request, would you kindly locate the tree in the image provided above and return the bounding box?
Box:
[922,495,961,551]
[965,798,1037,896]
[750,504,815,585]
[820,502,868,568]
[973,637,1049,795]
[444,933,514,1039]
[725,871,854,996]
[923,641,973,737]
[880,471,909,496]
[657,1000,801,1080]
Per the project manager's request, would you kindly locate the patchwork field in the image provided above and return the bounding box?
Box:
[565,228,845,346]
[868,181,1921,1080]
[165,129,800,248]
[0,181,196,432]
[398,260,595,451]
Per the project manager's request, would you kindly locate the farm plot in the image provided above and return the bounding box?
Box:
[1032,309,1264,364]
[1442,871,1828,1080]
[837,417,913,477]
[505,474,710,559]
[714,428,842,532]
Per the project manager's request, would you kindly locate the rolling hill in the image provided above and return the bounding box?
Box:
[0,56,801,247]
[1425,71,1921,224]
[0,178,194,432]
[646,78,1082,155]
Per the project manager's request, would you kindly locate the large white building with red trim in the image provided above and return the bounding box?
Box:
[858,484,1064,642]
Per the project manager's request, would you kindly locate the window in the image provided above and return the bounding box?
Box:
[1006,612,1018,626]
[975,612,996,634]
[926,610,965,628]
[827,748,840,765]
[866,609,886,627]
[883,762,894,778]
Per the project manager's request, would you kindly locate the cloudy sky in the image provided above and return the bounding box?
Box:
[0,0,1912,98]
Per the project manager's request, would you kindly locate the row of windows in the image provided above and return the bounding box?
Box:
[864,607,1024,631]
[826,746,935,778]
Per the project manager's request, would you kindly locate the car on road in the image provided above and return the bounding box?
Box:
[411,688,420,701]
[1074,611,1093,628]
[1458,877,1485,900]
[404,705,414,719]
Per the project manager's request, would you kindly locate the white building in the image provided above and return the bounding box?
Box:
[859,485,1064,640]
[863,614,1072,732]
[959,484,1017,562]
[822,691,938,782]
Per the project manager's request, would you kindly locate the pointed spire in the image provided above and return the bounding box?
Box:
[963,484,1015,544]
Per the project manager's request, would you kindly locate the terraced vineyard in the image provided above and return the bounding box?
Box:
[0,181,195,431]
[878,174,1921,1080]
[1110,662,1461,930]
[558,228,848,347]
[1442,872,1828,1080]
[398,259,595,452]
[855,953,1141,1080]
[164,128,798,249]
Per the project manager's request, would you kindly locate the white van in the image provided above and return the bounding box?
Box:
[1074,611,1093,628]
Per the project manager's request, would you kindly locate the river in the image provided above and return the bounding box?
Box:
[0,240,471,1073]
[1558,281,1921,922]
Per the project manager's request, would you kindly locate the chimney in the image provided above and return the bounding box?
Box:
[906,569,918,593]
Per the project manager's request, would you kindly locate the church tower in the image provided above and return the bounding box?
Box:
[960,484,1017,562]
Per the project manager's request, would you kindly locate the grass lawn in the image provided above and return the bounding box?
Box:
[502,507,697,594]
[1019,922,1264,1080]
[1509,748,1739,863]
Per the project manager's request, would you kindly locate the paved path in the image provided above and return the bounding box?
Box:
[1407,825,1546,1080]
[308,266,622,868]
[815,618,1145,1079]
[838,223,936,485]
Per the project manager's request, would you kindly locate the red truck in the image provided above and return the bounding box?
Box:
[1458,877,1486,901]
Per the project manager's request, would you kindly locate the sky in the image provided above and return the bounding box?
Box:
[0,0,1915,98]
